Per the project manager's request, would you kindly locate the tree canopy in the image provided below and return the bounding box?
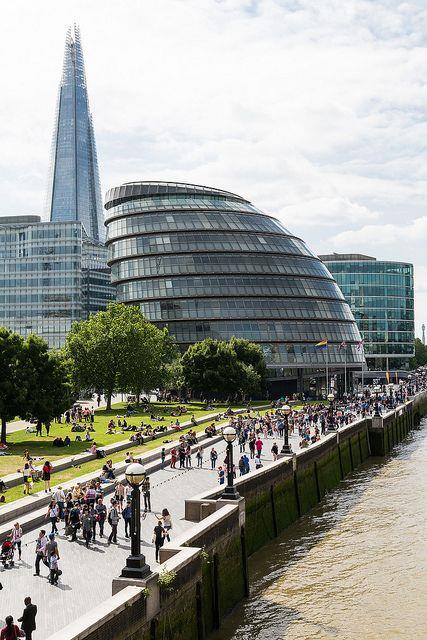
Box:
[410,338,427,368]
[64,303,176,408]
[181,337,266,398]
[0,328,73,443]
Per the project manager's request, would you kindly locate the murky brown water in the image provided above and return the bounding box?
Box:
[214,419,427,640]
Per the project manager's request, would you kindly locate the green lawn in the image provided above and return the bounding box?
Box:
[0,403,271,506]
[0,400,269,479]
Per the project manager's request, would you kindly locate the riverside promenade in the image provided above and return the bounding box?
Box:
[0,425,288,637]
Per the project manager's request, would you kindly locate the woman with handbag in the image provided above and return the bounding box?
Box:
[42,460,53,493]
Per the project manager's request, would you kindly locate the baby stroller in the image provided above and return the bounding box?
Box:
[0,539,14,568]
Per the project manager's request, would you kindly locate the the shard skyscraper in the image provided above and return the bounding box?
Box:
[46,24,105,242]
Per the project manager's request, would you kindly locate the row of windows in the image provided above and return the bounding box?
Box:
[108,233,314,261]
[334,273,413,287]
[139,298,354,322]
[325,261,413,276]
[257,343,365,366]
[360,332,414,342]
[0,245,81,259]
[106,211,288,240]
[341,286,413,298]
[0,260,82,274]
[0,276,82,288]
[117,275,345,302]
[159,320,360,344]
[0,309,81,318]
[353,309,414,321]
[0,225,81,243]
[364,343,415,355]
[344,297,414,310]
[106,196,264,218]
[111,253,332,282]
[357,320,414,332]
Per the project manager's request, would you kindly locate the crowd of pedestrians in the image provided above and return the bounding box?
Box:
[2,372,426,638]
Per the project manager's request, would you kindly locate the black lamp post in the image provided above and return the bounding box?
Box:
[327,392,335,431]
[222,426,240,500]
[280,404,292,454]
[121,462,151,579]
[373,385,381,417]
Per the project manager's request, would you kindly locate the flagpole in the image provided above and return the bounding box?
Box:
[344,345,347,396]
[361,344,365,392]
[326,344,329,395]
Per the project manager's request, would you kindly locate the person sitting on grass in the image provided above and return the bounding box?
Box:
[102,460,115,480]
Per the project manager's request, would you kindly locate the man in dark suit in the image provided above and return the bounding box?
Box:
[18,596,37,640]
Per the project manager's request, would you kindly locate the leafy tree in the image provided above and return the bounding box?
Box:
[230,337,267,387]
[0,328,28,443]
[162,357,186,395]
[65,303,176,409]
[23,335,74,425]
[410,338,427,368]
[181,338,265,398]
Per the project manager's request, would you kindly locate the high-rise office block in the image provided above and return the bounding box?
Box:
[46,24,104,243]
[0,217,114,348]
[320,253,414,370]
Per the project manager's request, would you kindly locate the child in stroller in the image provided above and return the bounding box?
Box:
[1,536,14,568]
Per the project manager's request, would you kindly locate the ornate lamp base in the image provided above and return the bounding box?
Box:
[121,554,151,579]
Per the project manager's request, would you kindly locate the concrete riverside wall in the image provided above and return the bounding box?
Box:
[46,391,427,640]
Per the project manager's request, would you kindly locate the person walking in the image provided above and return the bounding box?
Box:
[196,446,203,468]
[107,501,119,544]
[49,552,60,585]
[178,444,185,469]
[34,530,48,577]
[17,597,37,640]
[21,463,32,495]
[53,486,65,520]
[44,533,59,573]
[161,447,166,467]
[185,445,192,469]
[122,499,132,538]
[94,498,107,539]
[11,522,23,561]
[271,442,279,461]
[142,477,151,512]
[210,448,218,469]
[81,506,94,547]
[255,437,263,459]
[218,466,225,485]
[152,521,165,563]
[0,616,25,639]
[161,508,172,542]
[45,500,59,534]
[170,447,177,469]
[42,460,53,493]
[68,503,81,541]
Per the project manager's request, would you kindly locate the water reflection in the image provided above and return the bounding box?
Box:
[214,420,427,640]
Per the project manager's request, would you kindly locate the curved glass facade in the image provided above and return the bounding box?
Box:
[320,254,414,368]
[105,182,363,371]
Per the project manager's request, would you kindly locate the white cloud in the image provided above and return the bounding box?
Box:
[0,0,426,332]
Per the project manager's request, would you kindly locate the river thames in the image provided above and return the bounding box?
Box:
[215,418,427,640]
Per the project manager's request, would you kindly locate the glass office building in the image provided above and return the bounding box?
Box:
[0,216,114,348]
[319,254,414,370]
[45,24,104,243]
[105,181,364,391]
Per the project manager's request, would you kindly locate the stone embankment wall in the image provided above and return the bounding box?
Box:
[47,391,427,640]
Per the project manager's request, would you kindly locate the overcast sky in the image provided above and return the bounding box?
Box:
[1,0,426,335]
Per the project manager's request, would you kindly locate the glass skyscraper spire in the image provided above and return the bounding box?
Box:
[46,24,105,242]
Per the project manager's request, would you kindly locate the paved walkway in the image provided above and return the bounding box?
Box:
[0,432,298,637]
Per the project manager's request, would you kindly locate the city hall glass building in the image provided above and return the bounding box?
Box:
[319,254,414,370]
[0,216,114,348]
[105,182,364,391]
